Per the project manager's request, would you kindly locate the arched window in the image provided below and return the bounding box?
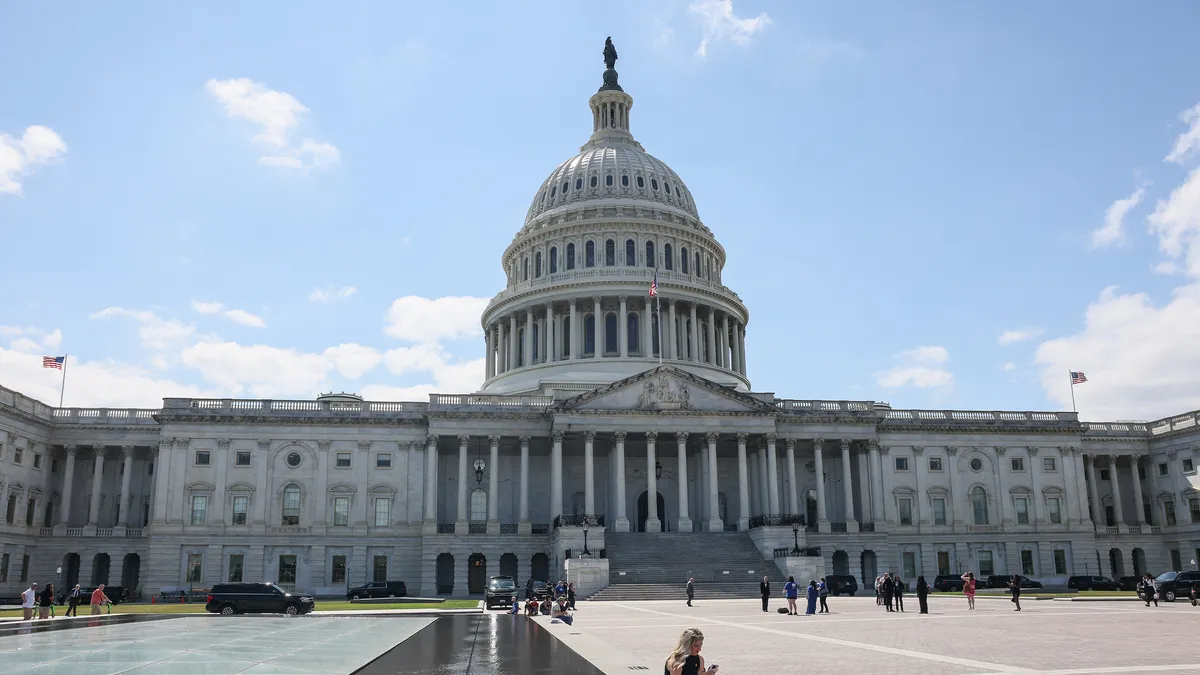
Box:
[585,241,595,267]
[621,174,629,187]
[605,313,618,355]
[584,315,596,355]
[651,178,659,191]
[470,489,487,521]
[625,239,636,266]
[575,178,583,190]
[606,174,614,187]
[282,485,301,526]
[695,252,701,277]
[971,486,989,525]
[628,313,640,354]
[645,241,655,268]
[636,175,645,188]
[664,181,672,195]
[522,257,529,281]
[549,247,558,274]
[550,185,557,198]
[681,247,689,274]
[562,319,571,358]
[562,181,569,195]
[664,243,673,270]
[567,243,576,270]
[517,328,525,367]
[590,175,598,188]
[535,251,542,278]
[532,323,539,362]
[605,239,615,266]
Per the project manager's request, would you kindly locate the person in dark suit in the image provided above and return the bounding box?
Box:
[686,578,695,607]
[525,578,534,601]
[916,576,929,614]
[892,574,905,612]
[882,574,894,611]
[760,576,771,612]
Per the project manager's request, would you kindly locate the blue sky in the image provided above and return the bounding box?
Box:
[3,1,1200,422]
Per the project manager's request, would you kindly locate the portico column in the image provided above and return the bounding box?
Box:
[485,328,494,378]
[667,300,678,360]
[766,434,780,514]
[583,431,596,515]
[613,432,629,531]
[618,296,628,357]
[1028,447,1044,524]
[867,441,882,521]
[721,314,731,370]
[1130,454,1147,525]
[703,308,715,364]
[1109,455,1126,527]
[755,446,767,516]
[706,433,721,531]
[87,445,106,526]
[736,433,750,531]
[551,431,564,522]
[731,321,742,375]
[60,444,78,526]
[519,436,530,526]
[488,436,500,524]
[738,324,747,375]
[645,432,661,532]
[456,435,469,530]
[424,435,438,522]
[697,444,708,523]
[676,433,692,532]
[549,306,558,362]
[785,439,798,516]
[592,296,602,357]
[569,300,578,360]
[524,308,533,366]
[839,440,856,526]
[1085,454,1102,527]
[508,314,518,370]
[117,445,135,527]
[688,304,699,361]
[813,439,828,529]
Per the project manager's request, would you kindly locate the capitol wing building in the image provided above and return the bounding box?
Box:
[3,48,1200,599]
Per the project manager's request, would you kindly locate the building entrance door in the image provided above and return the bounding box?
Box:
[636,491,664,532]
[468,553,487,594]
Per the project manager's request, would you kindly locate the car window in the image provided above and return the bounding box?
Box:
[1156,572,1178,582]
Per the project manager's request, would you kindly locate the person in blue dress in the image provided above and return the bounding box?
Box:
[783,576,799,615]
[805,580,818,615]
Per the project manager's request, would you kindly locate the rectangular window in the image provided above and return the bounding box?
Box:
[282,489,301,526]
[374,497,390,527]
[1158,462,1169,477]
[1015,497,1029,525]
[187,553,203,583]
[278,555,297,584]
[43,502,54,527]
[14,447,23,464]
[333,497,350,527]
[1100,469,1110,480]
[1190,498,1200,524]
[0,553,8,582]
[1021,549,1035,575]
[231,496,248,525]
[1165,501,1177,526]
[1184,458,1196,474]
[1048,497,1062,524]
[373,555,388,583]
[894,457,909,471]
[52,459,58,473]
[336,453,352,468]
[1138,466,1146,480]
[1053,549,1067,575]
[898,498,913,526]
[928,457,942,472]
[235,451,251,467]
[190,495,207,525]
[978,550,995,577]
[20,555,29,582]
[376,453,392,468]
[1144,502,1154,526]
[936,551,950,576]
[228,554,244,583]
[195,451,210,466]
[331,555,347,584]
[1170,549,1182,570]
[1043,457,1056,472]
[33,453,42,469]
[1105,504,1115,526]
[902,552,916,579]
[932,498,947,526]
[1010,457,1025,471]
[25,498,35,526]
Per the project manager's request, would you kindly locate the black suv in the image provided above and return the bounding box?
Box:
[985,575,1043,590]
[205,583,315,615]
[346,581,408,600]
[486,576,518,609]
[825,575,858,596]
[1067,575,1120,591]
[933,575,966,592]
[1154,571,1200,602]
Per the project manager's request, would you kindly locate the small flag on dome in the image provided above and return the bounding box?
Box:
[43,356,65,370]
[649,270,658,297]
[1070,371,1088,385]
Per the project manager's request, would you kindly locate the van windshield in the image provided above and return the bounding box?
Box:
[489,578,516,590]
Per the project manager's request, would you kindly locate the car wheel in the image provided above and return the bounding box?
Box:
[1165,590,1177,602]
[848,592,855,597]
[351,594,361,601]
[388,594,396,599]
[220,604,236,616]
[284,604,299,615]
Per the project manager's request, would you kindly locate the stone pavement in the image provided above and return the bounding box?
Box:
[547,595,1200,674]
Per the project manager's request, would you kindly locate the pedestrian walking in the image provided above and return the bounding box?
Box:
[38,583,54,620]
[804,580,818,615]
[1009,575,1022,611]
[892,574,905,612]
[818,577,830,613]
[567,583,576,610]
[525,578,534,601]
[759,576,771,613]
[875,575,884,606]
[916,576,929,614]
[1138,573,1158,607]
[66,584,82,616]
[784,576,799,615]
[686,577,695,607]
[90,584,112,615]
[882,574,894,611]
[961,572,977,610]
[21,583,37,621]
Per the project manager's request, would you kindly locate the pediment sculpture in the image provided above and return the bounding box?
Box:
[636,375,692,411]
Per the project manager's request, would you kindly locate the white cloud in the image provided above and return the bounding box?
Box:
[191,301,224,314]
[1,326,61,353]
[0,125,67,196]
[90,307,195,351]
[689,0,771,60]
[1147,166,1200,277]
[206,78,339,170]
[0,349,216,408]
[875,346,955,389]
[998,327,1044,346]
[384,296,489,344]
[190,301,266,328]
[1090,186,1146,248]
[180,341,383,398]
[309,285,357,302]
[1165,103,1200,164]
[654,27,676,50]
[1002,361,1017,372]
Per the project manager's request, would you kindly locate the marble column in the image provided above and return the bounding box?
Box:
[1109,455,1126,527]
[87,445,106,526]
[688,304,699,361]
[592,296,602,357]
[519,436,530,526]
[508,314,518,370]
[118,445,135,527]
[736,433,750,530]
[731,321,742,375]
[766,434,780,514]
[1073,448,1090,524]
[813,439,828,527]
[738,324,747,375]
[867,441,883,522]
[60,445,78,526]
[697,444,708,524]
[667,300,678,360]
[488,436,500,526]
[618,296,629,357]
[614,432,629,531]
[676,432,691,532]
[705,308,716,364]
[583,431,596,515]
[485,327,494,378]
[1085,454,1102,526]
[456,435,469,528]
[785,439,798,516]
[524,308,533,366]
[755,447,767,516]
[840,440,856,526]
[707,433,721,531]
[569,300,578,360]
[424,435,438,522]
[1130,455,1147,525]
[646,432,661,532]
[551,432,564,522]
[721,314,731,369]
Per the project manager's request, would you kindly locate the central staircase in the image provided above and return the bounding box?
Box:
[589,531,785,601]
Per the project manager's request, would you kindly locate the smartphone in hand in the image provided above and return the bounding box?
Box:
[706,665,719,673]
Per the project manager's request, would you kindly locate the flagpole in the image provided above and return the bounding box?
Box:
[656,291,663,365]
[1068,371,1076,413]
[59,354,69,408]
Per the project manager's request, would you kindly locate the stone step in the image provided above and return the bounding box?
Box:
[602,531,782,585]
[589,582,771,601]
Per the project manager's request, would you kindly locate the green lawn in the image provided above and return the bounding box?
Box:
[0,599,479,619]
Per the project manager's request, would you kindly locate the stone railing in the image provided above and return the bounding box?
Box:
[883,409,1080,425]
[66,527,84,537]
[468,523,487,534]
[269,526,312,535]
[436,523,455,534]
[489,266,744,306]
[125,528,144,538]
[858,522,876,533]
[748,514,805,529]
[51,408,160,425]
[39,526,53,536]
[775,400,874,413]
[1084,421,1151,437]
[500,524,519,534]
[166,398,427,415]
[553,514,605,529]
[772,546,822,558]
[0,383,57,421]
[967,525,1002,533]
[429,394,554,408]
[830,522,847,533]
[531,523,550,535]
[1149,411,1200,436]
[96,527,113,537]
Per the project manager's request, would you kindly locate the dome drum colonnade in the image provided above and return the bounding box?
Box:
[481,43,748,393]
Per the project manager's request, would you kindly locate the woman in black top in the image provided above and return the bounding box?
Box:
[1009,575,1022,611]
[38,582,54,620]
[916,576,929,614]
[665,627,714,675]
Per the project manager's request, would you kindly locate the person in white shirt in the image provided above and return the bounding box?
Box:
[21,583,38,621]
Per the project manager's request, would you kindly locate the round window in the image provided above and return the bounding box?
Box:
[970,457,983,471]
[286,452,302,468]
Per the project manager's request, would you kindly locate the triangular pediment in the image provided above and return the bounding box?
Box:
[558,366,775,414]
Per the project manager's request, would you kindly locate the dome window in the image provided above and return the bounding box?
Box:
[604,314,618,356]
[681,247,689,274]
[625,239,636,266]
[549,247,558,274]
[695,252,701,277]
[636,175,645,188]
[675,187,682,198]
[550,186,557,198]
[605,239,616,266]
[575,178,583,190]
[567,243,576,270]
[562,181,569,195]
[651,179,659,191]
[606,175,614,187]
[663,243,673,270]
[645,241,655,268]
[522,257,529,281]
[585,241,595,268]
[621,175,630,187]
[664,181,671,195]
[535,251,543,278]
[584,315,596,356]
[590,175,598,188]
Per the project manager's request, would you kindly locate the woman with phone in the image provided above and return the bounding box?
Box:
[665,627,716,675]
[961,572,977,610]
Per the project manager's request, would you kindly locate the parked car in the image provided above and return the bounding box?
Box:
[1067,575,1120,591]
[346,581,408,600]
[933,575,966,592]
[1153,571,1200,602]
[531,580,552,600]
[1118,576,1142,591]
[205,582,314,616]
[986,575,1043,590]
[486,576,518,609]
[825,575,858,596]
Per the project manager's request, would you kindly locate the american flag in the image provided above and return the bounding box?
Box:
[43,356,65,370]
[649,270,658,297]
[1070,371,1088,385]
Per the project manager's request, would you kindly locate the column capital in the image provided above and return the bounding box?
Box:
[519,435,531,447]
[398,440,413,451]
[65,443,79,456]
[946,445,958,455]
[216,438,232,450]
[257,439,272,451]
[839,438,852,451]
[426,434,440,447]
[765,433,777,443]
[1027,446,1040,456]
[735,433,748,444]
[488,435,501,446]
[785,438,796,451]
[357,440,372,451]
[583,430,596,442]
[92,443,107,455]
[813,438,825,449]
[569,298,577,308]
[317,439,332,451]
[618,295,628,303]
[668,298,677,307]
[994,446,1007,456]
[456,434,470,445]
[592,295,601,304]
[912,446,924,455]
[614,431,627,442]
[706,432,719,445]
[175,437,191,450]
[879,445,890,455]
[121,444,136,457]
[676,431,688,444]
[645,431,658,443]
[551,431,564,443]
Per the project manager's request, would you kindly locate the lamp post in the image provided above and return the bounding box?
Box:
[655,461,663,480]
[582,526,590,556]
[791,522,801,555]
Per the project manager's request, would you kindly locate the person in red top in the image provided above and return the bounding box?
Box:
[960,572,977,610]
[90,584,112,615]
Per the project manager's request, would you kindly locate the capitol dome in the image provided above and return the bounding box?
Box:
[479,41,750,396]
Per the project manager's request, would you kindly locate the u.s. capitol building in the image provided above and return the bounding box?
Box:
[2,45,1199,599]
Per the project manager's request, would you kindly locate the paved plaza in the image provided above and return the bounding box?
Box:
[548,596,1200,674]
